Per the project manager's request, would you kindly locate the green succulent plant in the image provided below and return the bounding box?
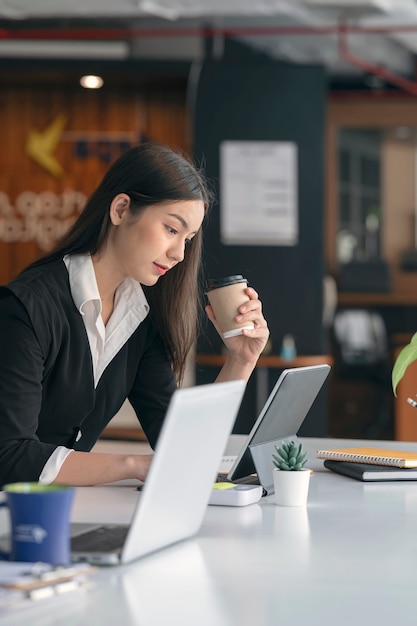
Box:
[272,440,308,471]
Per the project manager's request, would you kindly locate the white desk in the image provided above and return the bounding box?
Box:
[2,436,417,626]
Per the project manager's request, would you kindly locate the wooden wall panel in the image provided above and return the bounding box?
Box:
[0,82,189,284]
[144,89,191,152]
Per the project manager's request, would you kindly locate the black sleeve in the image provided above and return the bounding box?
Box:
[0,289,58,486]
[128,324,177,450]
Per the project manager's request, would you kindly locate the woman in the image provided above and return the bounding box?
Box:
[0,143,269,487]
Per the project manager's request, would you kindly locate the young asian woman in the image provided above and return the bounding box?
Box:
[0,143,269,487]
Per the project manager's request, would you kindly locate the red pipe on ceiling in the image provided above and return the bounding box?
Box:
[0,23,417,40]
[338,24,417,97]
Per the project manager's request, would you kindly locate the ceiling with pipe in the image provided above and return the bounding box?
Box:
[1,0,417,90]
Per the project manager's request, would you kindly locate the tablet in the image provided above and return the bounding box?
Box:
[227,364,331,495]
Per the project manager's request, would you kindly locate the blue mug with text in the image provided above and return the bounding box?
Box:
[0,483,74,565]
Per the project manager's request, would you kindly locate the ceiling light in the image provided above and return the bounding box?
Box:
[80,75,104,89]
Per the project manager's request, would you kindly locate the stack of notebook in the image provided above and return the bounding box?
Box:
[316,447,417,481]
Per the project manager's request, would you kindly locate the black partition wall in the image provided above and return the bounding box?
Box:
[192,43,328,436]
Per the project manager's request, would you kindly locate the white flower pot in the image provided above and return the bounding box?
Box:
[272,468,311,507]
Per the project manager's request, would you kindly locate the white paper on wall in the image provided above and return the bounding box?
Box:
[220,141,298,246]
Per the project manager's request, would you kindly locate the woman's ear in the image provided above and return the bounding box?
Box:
[109,193,131,225]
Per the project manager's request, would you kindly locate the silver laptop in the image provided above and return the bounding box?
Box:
[219,365,331,495]
[71,380,246,565]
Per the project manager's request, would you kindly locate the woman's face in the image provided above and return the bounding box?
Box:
[107,197,205,286]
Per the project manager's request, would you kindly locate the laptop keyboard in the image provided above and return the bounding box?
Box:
[71,525,129,553]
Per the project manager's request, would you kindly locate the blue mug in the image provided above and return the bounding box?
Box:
[0,483,74,565]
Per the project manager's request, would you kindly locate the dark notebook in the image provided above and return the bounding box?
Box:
[324,459,417,482]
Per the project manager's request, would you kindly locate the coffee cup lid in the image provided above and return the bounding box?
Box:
[206,275,247,291]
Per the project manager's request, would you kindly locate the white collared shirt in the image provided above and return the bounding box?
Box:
[39,253,149,483]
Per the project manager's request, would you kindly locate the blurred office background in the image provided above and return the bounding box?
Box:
[2,0,417,441]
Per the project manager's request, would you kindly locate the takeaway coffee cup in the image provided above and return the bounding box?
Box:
[0,483,74,564]
[206,275,254,338]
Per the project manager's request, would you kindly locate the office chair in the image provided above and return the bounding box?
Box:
[331,309,393,439]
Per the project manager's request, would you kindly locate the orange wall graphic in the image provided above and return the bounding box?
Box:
[0,84,189,283]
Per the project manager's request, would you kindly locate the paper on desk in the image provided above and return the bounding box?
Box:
[0,562,96,611]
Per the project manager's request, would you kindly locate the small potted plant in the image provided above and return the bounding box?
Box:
[272,440,311,507]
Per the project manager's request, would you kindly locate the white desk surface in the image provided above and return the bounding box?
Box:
[2,436,417,626]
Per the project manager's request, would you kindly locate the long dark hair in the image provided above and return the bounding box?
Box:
[29,143,211,383]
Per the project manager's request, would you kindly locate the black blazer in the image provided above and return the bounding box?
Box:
[0,260,176,484]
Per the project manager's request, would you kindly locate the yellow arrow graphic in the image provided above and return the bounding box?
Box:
[26,114,67,178]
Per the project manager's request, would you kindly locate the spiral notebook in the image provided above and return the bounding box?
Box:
[317,447,417,468]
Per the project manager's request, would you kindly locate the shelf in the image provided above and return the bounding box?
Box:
[338,292,417,306]
[100,427,147,442]
[195,354,333,368]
